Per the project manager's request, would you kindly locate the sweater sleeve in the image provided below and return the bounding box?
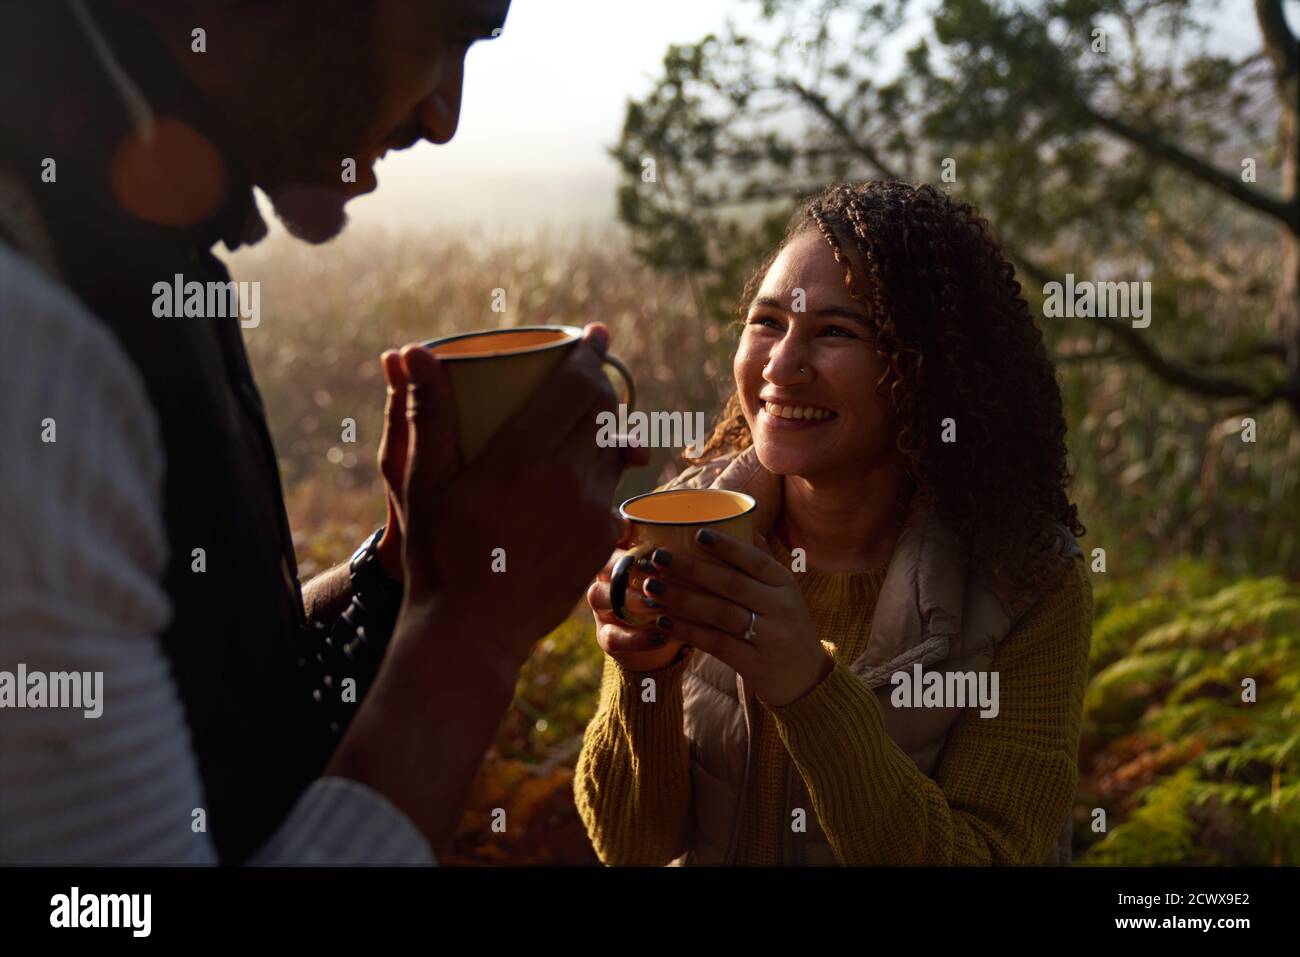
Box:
[767,557,1093,865]
[573,652,695,865]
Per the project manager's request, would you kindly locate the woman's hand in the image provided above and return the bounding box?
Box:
[638,529,832,706]
[587,540,684,674]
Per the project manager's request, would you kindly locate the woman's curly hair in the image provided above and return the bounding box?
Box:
[699,180,1084,604]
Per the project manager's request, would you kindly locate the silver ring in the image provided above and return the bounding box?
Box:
[743,610,757,642]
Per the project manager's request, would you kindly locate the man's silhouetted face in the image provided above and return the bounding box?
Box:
[132,0,510,243]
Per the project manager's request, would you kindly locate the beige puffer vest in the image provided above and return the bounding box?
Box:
[659,447,1081,866]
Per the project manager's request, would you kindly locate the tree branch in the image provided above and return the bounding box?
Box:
[1055,341,1287,366]
[1055,350,1125,363]
[1078,104,1298,230]
[1255,0,1298,81]
[778,79,903,181]
[694,182,833,207]
[1010,249,1298,405]
[1256,0,1299,212]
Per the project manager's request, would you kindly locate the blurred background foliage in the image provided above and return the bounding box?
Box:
[1078,561,1299,864]
[234,0,1299,864]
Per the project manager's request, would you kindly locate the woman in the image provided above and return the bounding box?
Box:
[575,181,1093,866]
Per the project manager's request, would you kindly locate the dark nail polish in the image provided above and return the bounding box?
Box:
[636,557,654,572]
[657,616,674,631]
[643,597,662,609]
[696,528,716,545]
[646,578,666,596]
[649,633,666,647]
[652,547,673,567]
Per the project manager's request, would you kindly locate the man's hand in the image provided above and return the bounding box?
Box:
[332,322,648,853]
[381,322,649,671]
[375,349,412,581]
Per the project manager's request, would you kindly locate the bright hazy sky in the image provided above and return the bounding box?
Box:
[250,0,1282,238]
[339,0,737,232]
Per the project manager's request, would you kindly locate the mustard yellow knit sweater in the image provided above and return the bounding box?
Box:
[574,534,1094,866]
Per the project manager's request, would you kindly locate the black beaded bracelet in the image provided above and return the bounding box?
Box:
[294,528,404,741]
[295,598,397,740]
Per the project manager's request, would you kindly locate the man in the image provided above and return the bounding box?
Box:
[0,0,643,863]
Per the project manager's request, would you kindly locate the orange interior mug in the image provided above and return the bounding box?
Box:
[423,325,635,464]
[610,488,757,627]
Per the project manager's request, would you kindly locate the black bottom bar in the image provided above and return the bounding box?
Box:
[4,865,1295,942]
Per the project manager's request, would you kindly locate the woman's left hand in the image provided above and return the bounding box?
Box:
[638,529,832,707]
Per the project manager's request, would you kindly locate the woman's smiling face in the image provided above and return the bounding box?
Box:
[735,229,899,480]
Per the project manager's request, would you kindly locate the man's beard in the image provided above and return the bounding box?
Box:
[249,3,378,243]
[269,182,350,244]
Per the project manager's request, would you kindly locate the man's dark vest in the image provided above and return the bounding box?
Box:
[0,2,331,861]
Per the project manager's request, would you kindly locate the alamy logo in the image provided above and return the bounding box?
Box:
[0,664,102,718]
[889,663,1000,718]
[50,887,151,937]
[596,404,708,458]
[152,274,261,328]
[1042,273,1151,328]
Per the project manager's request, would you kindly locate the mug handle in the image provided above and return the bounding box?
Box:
[602,353,636,412]
[609,541,656,627]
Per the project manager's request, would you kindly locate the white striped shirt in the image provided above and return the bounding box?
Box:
[0,242,433,865]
